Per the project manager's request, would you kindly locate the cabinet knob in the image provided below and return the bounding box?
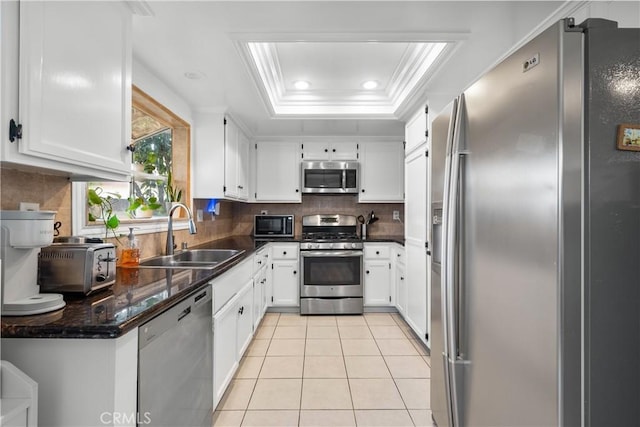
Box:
[257,260,262,264]
[366,270,370,274]
[401,277,404,281]
[238,306,244,315]
[293,270,297,275]
[126,143,135,152]
[361,189,365,193]
[295,189,299,193]
[376,251,380,255]
[238,185,244,189]
[283,251,287,255]
[324,149,328,152]
[332,148,336,152]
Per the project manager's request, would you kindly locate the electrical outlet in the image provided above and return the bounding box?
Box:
[393,211,400,220]
[196,209,204,222]
[20,202,40,211]
[261,210,268,215]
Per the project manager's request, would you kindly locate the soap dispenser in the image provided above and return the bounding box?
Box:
[120,227,140,266]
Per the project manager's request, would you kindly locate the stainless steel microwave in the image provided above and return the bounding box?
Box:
[254,215,294,238]
[301,161,359,194]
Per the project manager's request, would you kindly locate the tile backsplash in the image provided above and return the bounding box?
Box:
[230,194,404,237]
[1,167,404,260]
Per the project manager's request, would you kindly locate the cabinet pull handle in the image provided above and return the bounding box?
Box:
[238,185,244,189]
[9,119,22,142]
[238,306,244,315]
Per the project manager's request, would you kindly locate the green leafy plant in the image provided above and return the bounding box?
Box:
[126,196,162,216]
[165,170,183,203]
[87,187,122,240]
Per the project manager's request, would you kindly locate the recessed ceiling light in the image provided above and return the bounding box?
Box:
[362,80,379,90]
[184,71,205,80]
[294,80,311,90]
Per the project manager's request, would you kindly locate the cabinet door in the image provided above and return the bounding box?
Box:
[255,141,301,201]
[364,260,391,306]
[359,141,404,202]
[271,260,299,306]
[330,142,359,160]
[405,148,428,242]
[252,271,263,331]
[16,2,132,180]
[405,106,427,153]
[405,240,428,343]
[236,281,254,359]
[396,262,407,315]
[301,141,330,160]
[236,130,250,200]
[213,298,238,408]
[224,118,239,198]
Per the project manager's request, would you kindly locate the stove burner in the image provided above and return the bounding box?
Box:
[302,232,359,241]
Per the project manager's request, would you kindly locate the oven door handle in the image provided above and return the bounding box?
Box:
[301,250,363,257]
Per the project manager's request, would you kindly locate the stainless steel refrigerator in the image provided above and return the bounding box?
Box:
[431,18,639,427]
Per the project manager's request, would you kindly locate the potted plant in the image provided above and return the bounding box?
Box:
[126,195,162,218]
[87,187,122,240]
[164,170,183,212]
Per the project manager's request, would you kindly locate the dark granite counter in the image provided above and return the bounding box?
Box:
[362,235,405,245]
[1,236,266,339]
[1,234,404,339]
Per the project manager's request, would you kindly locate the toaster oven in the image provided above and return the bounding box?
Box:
[39,242,117,294]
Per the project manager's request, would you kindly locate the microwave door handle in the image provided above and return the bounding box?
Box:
[342,169,347,191]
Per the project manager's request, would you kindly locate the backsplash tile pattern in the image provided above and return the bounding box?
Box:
[231,194,404,237]
[1,168,404,261]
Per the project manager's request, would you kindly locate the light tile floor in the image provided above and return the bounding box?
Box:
[213,312,433,427]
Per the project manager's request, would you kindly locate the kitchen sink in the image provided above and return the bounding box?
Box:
[137,249,245,269]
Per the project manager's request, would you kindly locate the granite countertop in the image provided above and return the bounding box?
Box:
[1,234,404,339]
[1,236,265,339]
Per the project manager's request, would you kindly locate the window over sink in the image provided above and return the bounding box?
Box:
[72,85,191,238]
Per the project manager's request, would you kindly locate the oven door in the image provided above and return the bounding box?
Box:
[300,250,363,298]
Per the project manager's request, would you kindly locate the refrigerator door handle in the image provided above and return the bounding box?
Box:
[441,96,458,426]
[443,93,467,427]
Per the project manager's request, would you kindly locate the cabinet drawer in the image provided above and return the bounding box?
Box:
[364,245,391,259]
[213,257,253,313]
[271,244,299,260]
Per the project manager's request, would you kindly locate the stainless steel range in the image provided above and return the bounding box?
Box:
[300,214,363,315]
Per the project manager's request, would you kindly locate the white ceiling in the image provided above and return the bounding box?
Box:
[131,1,573,137]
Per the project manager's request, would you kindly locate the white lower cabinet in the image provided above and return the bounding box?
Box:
[270,243,300,307]
[364,243,393,306]
[213,293,239,408]
[395,246,407,316]
[212,257,255,409]
[236,281,254,359]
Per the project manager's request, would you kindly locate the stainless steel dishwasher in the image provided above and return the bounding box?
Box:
[138,284,213,426]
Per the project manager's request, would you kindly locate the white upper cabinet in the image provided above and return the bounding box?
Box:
[192,114,249,201]
[1,1,132,181]
[254,141,301,202]
[302,141,358,161]
[359,141,404,202]
[405,106,428,153]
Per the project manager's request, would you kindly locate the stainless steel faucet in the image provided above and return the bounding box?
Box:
[166,203,197,255]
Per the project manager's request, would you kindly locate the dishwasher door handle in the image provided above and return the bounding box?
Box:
[178,306,192,321]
